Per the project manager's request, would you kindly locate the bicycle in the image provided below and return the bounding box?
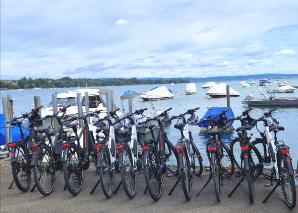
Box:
[7,106,43,192]
[140,108,179,201]
[61,110,101,196]
[196,109,235,202]
[167,107,203,201]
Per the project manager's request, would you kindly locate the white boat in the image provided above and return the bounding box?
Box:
[41,88,108,118]
[248,80,256,85]
[140,86,174,101]
[278,81,289,87]
[206,83,240,98]
[185,83,197,95]
[202,82,217,89]
[239,81,250,88]
[269,85,296,93]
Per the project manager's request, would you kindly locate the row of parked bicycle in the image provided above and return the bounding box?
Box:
[6,105,296,209]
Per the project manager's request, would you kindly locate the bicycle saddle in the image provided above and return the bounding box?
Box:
[36,128,55,136]
[174,123,185,130]
[64,120,78,129]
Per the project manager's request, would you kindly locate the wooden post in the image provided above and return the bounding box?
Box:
[2,96,11,148]
[34,96,42,128]
[226,85,231,107]
[84,92,90,124]
[52,93,58,131]
[128,98,133,114]
[77,93,83,127]
[105,91,113,113]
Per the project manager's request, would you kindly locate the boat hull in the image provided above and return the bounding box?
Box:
[208,94,240,98]
[140,97,174,101]
[243,98,298,107]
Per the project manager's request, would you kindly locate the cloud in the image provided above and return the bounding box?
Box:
[1,0,298,79]
[115,18,128,26]
[276,49,297,56]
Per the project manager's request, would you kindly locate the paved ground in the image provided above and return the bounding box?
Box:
[0,159,297,213]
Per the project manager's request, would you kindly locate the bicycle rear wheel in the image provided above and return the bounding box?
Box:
[220,143,235,178]
[99,147,113,199]
[33,144,55,196]
[280,156,296,209]
[143,148,162,201]
[11,143,31,192]
[121,148,136,199]
[244,158,254,204]
[181,149,192,201]
[63,143,83,196]
[191,144,203,177]
[211,153,221,201]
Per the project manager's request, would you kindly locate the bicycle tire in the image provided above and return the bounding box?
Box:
[63,143,83,196]
[231,139,263,177]
[244,158,254,204]
[99,147,113,199]
[121,148,136,199]
[11,143,31,192]
[181,149,192,201]
[33,144,55,196]
[143,148,162,201]
[280,155,296,209]
[211,153,221,201]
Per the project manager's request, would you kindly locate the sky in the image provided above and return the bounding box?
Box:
[1,0,298,79]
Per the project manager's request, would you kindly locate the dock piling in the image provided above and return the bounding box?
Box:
[52,93,58,131]
[2,96,11,148]
[226,85,231,107]
[84,92,90,124]
[77,93,83,127]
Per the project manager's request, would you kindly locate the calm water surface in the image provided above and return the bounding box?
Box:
[1,79,298,164]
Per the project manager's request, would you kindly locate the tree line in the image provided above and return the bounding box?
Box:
[0,77,189,89]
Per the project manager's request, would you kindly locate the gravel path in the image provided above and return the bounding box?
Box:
[0,159,297,213]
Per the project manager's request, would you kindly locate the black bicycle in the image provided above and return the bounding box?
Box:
[140,108,179,201]
[168,107,203,201]
[7,107,43,192]
[196,110,235,202]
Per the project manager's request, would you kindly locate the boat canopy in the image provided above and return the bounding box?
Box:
[206,83,240,96]
[198,107,235,127]
[186,83,197,93]
[202,82,217,88]
[140,86,174,100]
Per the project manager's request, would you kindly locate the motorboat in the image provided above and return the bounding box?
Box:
[239,81,250,88]
[41,88,108,118]
[140,86,174,101]
[185,83,197,95]
[269,85,296,94]
[206,83,240,98]
[277,81,289,87]
[242,94,298,107]
[248,80,256,85]
[202,82,217,89]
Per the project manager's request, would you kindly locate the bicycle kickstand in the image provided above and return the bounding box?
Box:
[168,176,181,195]
[196,174,212,197]
[8,180,15,190]
[262,180,280,203]
[228,175,244,197]
[30,183,36,192]
[90,178,101,194]
[113,181,122,194]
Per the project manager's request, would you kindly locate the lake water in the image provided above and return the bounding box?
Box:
[1,79,298,165]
